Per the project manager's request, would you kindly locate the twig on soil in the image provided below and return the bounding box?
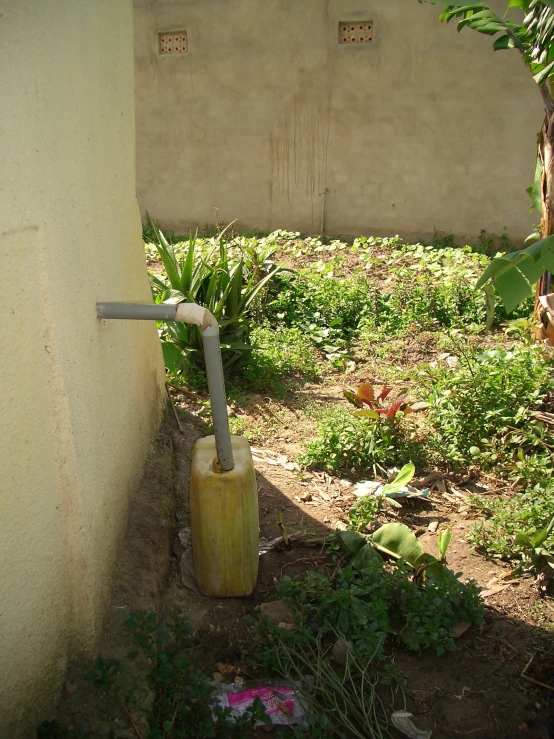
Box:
[118,698,145,739]
[278,510,290,546]
[165,383,185,434]
[166,382,202,399]
[451,727,487,735]
[330,555,349,582]
[520,655,554,692]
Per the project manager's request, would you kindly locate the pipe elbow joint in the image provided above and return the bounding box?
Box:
[175,303,219,335]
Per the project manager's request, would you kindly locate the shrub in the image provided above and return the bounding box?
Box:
[424,344,554,479]
[470,486,554,560]
[263,559,483,658]
[299,407,424,477]
[148,224,280,377]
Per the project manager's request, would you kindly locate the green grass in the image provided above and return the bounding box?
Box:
[237,323,321,393]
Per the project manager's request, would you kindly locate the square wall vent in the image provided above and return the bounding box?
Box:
[339,21,373,44]
[159,31,188,55]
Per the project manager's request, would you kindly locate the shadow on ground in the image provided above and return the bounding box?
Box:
[45,410,554,739]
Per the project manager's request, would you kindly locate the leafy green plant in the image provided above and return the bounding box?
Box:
[349,463,417,530]
[265,270,384,364]
[261,552,482,658]
[299,407,424,477]
[503,316,542,344]
[84,611,268,738]
[475,234,554,315]
[349,494,381,531]
[470,485,554,558]
[148,222,280,375]
[513,515,554,580]
[337,523,453,583]
[424,343,554,479]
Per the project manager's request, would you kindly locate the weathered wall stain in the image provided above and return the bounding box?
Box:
[270,74,331,230]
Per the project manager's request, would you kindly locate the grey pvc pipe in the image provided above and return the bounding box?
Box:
[201,325,234,471]
[97,302,178,322]
[96,301,235,471]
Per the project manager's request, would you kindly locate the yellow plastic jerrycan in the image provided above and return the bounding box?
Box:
[190,435,259,597]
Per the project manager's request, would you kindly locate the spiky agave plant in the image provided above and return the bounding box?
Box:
[148,221,281,375]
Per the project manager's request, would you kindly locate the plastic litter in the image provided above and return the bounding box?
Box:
[354,480,430,500]
[212,681,308,727]
[391,711,432,739]
[259,531,319,555]
[259,535,284,555]
[251,447,297,471]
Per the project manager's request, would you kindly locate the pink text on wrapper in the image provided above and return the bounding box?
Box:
[227,687,296,716]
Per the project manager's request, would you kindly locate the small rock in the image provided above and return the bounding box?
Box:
[453,621,471,639]
[260,600,294,624]
[300,492,312,502]
[278,622,295,631]
[427,521,439,533]
[64,681,77,696]
[216,662,237,676]
[331,638,353,664]
[335,521,348,531]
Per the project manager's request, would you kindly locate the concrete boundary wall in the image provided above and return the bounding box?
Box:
[134,0,542,242]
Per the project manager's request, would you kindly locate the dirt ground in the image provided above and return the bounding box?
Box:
[165,392,554,739]
[51,381,554,739]
[52,228,554,737]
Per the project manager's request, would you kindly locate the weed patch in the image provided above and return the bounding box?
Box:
[300,407,424,477]
[470,487,554,560]
[38,612,268,738]
[258,557,482,661]
[239,323,321,392]
[254,523,483,737]
[424,343,554,479]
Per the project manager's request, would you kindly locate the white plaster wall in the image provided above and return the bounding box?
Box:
[134,0,542,242]
[0,1,165,735]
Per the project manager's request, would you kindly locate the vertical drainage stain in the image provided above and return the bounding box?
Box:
[271,88,330,229]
